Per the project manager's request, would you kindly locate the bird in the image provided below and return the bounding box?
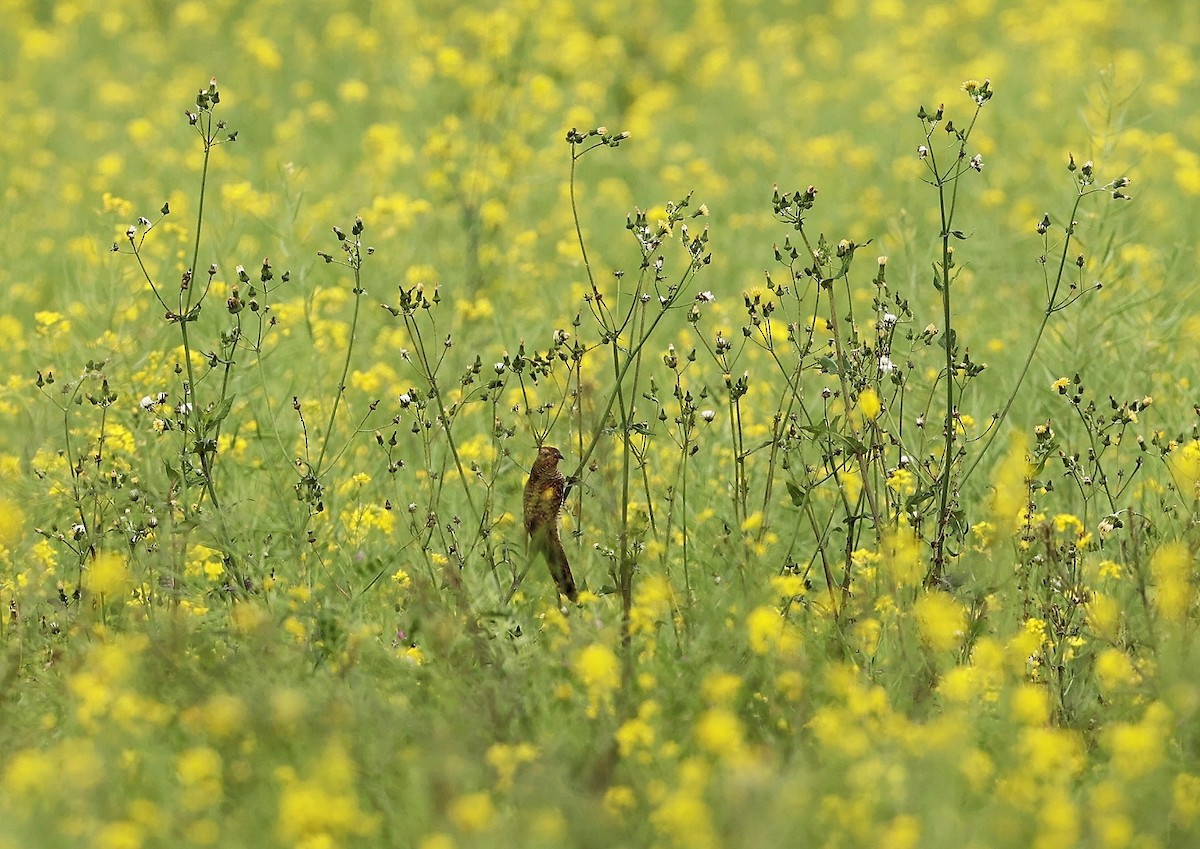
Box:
[523,445,578,602]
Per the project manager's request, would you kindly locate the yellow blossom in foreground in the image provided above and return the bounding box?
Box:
[651,758,717,849]
[1094,647,1140,694]
[770,573,807,599]
[912,592,965,653]
[1106,702,1172,779]
[701,672,742,705]
[574,642,620,718]
[1150,541,1192,621]
[4,748,54,797]
[176,747,223,811]
[485,742,538,791]
[990,431,1032,533]
[1010,683,1051,726]
[448,791,496,833]
[1087,592,1121,641]
[0,499,24,548]
[881,524,922,587]
[695,707,749,763]
[747,606,800,655]
[89,551,132,597]
[1167,438,1200,498]
[418,833,458,849]
[1173,773,1200,827]
[629,574,675,636]
[880,814,920,849]
[616,713,656,759]
[740,511,764,533]
[276,741,379,845]
[604,785,637,819]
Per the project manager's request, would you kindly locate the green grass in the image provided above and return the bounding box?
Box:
[3,2,1200,848]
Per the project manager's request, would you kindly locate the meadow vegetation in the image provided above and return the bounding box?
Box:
[3,1,1200,847]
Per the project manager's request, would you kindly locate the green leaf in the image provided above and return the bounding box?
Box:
[817,356,839,375]
[205,397,236,432]
[786,480,809,508]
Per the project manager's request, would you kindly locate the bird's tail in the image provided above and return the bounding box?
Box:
[545,537,578,602]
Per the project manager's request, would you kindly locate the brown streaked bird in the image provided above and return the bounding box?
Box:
[523,445,578,602]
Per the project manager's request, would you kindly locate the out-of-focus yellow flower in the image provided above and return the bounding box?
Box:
[1150,541,1192,622]
[694,707,748,763]
[574,642,620,718]
[485,742,538,791]
[1094,647,1140,694]
[629,575,674,636]
[89,551,131,598]
[1106,702,1172,779]
[448,791,496,833]
[913,592,965,653]
[746,605,801,656]
[1010,683,1051,726]
[1173,773,1200,826]
[276,741,379,844]
[177,747,224,811]
[991,431,1032,533]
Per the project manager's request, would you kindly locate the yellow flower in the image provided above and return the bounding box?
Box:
[629,575,675,636]
[1167,439,1200,497]
[746,606,800,656]
[276,741,379,844]
[1151,541,1192,621]
[701,673,742,706]
[485,742,538,791]
[604,785,637,819]
[574,643,621,718]
[89,551,132,598]
[1172,773,1200,826]
[201,694,248,739]
[880,524,922,587]
[857,387,882,420]
[912,592,965,653]
[740,511,764,533]
[0,499,24,548]
[1087,593,1121,640]
[177,747,224,811]
[1107,722,1162,778]
[769,573,807,599]
[418,834,458,849]
[448,791,496,833]
[4,748,54,797]
[990,431,1032,533]
[337,79,369,102]
[880,814,920,849]
[1094,648,1139,694]
[694,707,748,762]
[1010,683,1050,725]
[616,714,656,758]
[651,773,717,849]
